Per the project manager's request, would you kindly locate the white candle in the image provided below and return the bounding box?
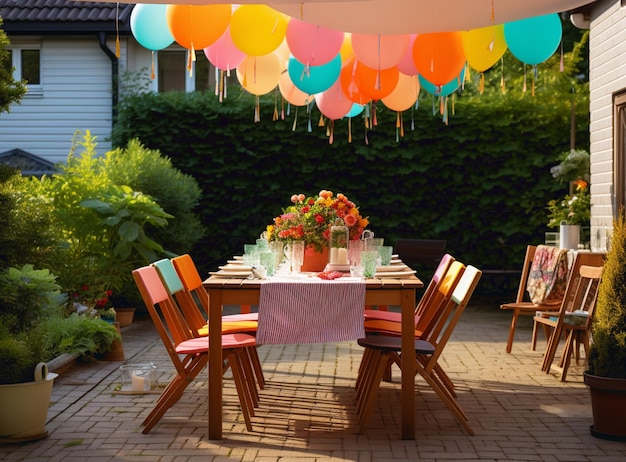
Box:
[337,248,348,265]
[330,247,339,264]
[131,373,145,391]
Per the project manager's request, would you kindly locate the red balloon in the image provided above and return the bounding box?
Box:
[413,32,466,86]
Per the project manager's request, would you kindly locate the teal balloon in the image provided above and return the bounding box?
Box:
[346,104,364,118]
[288,54,342,95]
[131,4,174,51]
[419,67,465,97]
[504,14,562,65]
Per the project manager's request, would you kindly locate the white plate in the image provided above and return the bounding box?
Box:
[227,260,244,265]
[209,270,251,278]
[376,264,408,272]
[219,265,252,271]
[390,258,402,264]
[375,269,416,278]
[232,255,243,260]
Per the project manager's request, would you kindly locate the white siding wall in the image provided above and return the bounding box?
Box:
[589,0,626,249]
[0,36,120,165]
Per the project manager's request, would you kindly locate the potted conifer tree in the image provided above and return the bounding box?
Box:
[583,210,626,441]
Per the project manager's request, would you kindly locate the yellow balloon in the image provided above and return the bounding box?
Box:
[237,54,281,96]
[462,25,507,73]
[230,5,288,56]
[340,33,354,64]
[382,73,419,112]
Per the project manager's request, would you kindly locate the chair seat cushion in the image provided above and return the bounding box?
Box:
[175,333,256,354]
[197,320,258,336]
[357,333,435,355]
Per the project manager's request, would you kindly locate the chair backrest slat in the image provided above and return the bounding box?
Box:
[415,253,455,317]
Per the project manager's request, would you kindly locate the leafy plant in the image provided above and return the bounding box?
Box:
[588,211,626,379]
[546,182,591,227]
[0,17,27,114]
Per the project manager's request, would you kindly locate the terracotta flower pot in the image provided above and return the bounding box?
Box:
[114,307,135,327]
[583,371,626,441]
[300,245,329,272]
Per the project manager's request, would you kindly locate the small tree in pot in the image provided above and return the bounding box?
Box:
[584,209,626,441]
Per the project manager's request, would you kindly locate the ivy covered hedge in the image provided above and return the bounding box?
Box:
[112,86,589,289]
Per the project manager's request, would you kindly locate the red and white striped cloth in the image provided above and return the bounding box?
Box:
[257,278,366,345]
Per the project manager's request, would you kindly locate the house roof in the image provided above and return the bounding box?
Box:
[0,1,133,35]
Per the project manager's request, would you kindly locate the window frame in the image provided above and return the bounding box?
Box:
[6,40,43,96]
[613,90,626,214]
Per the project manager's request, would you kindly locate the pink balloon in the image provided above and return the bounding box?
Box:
[286,18,345,67]
[351,33,409,70]
[316,80,353,120]
[396,34,418,76]
[205,26,246,71]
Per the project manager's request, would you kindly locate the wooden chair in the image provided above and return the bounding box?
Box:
[170,254,265,388]
[363,253,455,323]
[500,245,568,353]
[355,265,482,435]
[132,265,258,433]
[533,262,604,381]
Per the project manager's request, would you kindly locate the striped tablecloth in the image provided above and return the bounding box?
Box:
[257,277,366,345]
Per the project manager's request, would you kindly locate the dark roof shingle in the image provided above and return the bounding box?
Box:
[0,0,133,34]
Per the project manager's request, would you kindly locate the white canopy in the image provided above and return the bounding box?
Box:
[82,0,593,34]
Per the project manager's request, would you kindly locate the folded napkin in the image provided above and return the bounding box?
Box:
[526,245,569,305]
[257,279,366,345]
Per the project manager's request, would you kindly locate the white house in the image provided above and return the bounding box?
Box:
[0,0,222,173]
[587,0,626,249]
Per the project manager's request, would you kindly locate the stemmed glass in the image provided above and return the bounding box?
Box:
[285,241,305,273]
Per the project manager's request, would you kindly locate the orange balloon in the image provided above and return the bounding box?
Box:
[339,57,371,105]
[166,4,231,50]
[279,70,312,106]
[382,73,419,112]
[413,32,466,86]
[354,61,399,101]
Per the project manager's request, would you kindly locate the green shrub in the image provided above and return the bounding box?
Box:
[588,211,626,378]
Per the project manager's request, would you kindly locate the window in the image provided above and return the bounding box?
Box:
[7,47,41,86]
[613,91,626,213]
[156,49,236,93]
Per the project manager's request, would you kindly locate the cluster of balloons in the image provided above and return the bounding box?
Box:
[130,4,563,121]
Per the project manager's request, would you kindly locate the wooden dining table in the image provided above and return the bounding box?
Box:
[202,271,423,440]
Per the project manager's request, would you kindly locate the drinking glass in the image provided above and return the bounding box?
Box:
[288,241,305,273]
[348,240,363,266]
[378,245,393,266]
[361,250,379,278]
[259,250,277,276]
[256,238,269,251]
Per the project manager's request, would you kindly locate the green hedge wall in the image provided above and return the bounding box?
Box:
[112,87,589,294]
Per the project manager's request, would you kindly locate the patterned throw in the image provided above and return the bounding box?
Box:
[257,279,366,345]
[526,245,569,305]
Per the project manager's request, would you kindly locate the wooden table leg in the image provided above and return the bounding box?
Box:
[208,288,223,440]
[400,287,416,439]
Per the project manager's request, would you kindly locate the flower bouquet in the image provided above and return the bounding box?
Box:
[267,190,369,253]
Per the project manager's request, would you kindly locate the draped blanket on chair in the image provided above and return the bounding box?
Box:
[526,245,569,305]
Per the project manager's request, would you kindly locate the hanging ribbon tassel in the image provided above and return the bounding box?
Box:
[318,113,325,127]
[150,51,155,80]
[348,117,352,143]
[400,111,404,138]
[443,97,449,125]
[364,103,370,129]
[214,68,220,97]
[115,2,121,58]
[292,106,299,131]
[395,112,400,142]
[254,95,260,123]
[273,88,279,121]
[500,57,505,94]
[523,64,527,93]
[328,120,334,145]
[532,65,537,97]
[281,96,285,120]
[307,103,313,132]
[411,104,415,131]
[287,102,291,117]
[451,94,456,116]
[439,96,444,115]
[372,103,377,126]
[479,72,485,95]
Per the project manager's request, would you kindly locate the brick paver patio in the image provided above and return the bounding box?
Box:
[2,305,625,461]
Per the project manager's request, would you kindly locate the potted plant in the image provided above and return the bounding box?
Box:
[266,190,369,271]
[547,149,591,249]
[0,265,62,443]
[583,210,626,441]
